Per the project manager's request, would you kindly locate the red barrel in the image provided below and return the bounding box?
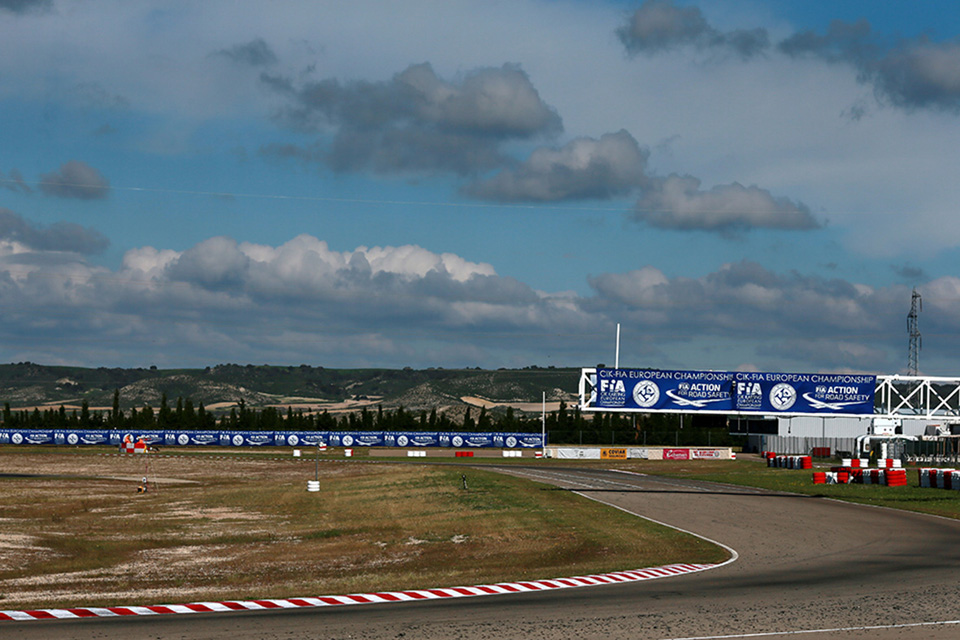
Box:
[812,472,826,484]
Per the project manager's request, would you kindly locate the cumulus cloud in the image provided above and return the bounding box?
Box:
[261,62,562,175]
[0,0,51,14]
[79,235,588,366]
[0,208,108,254]
[38,161,110,200]
[775,18,960,112]
[619,5,960,113]
[617,0,768,59]
[457,125,813,234]
[632,175,820,232]
[778,19,876,63]
[464,130,649,201]
[587,260,920,371]
[0,233,591,367]
[892,264,926,282]
[0,230,958,372]
[873,40,960,111]
[215,38,278,67]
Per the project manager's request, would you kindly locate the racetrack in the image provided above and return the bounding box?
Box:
[7,464,960,639]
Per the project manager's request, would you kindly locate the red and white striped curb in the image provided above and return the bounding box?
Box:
[0,562,715,622]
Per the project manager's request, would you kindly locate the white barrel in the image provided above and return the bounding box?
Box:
[307,480,320,492]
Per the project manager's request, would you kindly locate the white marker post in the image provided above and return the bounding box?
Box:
[541,391,546,459]
[615,323,621,369]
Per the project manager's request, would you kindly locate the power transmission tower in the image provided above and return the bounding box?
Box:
[907,288,922,376]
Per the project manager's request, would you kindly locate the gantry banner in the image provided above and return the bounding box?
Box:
[590,368,876,415]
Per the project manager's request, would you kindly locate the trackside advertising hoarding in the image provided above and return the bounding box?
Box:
[590,368,876,416]
[0,429,545,448]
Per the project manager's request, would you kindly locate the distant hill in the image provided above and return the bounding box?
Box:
[0,362,581,416]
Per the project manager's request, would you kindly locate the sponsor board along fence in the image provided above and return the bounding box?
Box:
[0,429,545,449]
[547,446,734,460]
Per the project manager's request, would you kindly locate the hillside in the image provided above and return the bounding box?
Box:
[0,363,581,417]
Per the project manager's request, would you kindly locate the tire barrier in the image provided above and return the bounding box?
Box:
[767,454,812,469]
[918,468,960,490]
[814,467,907,486]
[813,471,850,484]
[840,458,870,468]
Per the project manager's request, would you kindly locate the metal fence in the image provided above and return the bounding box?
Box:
[748,435,859,457]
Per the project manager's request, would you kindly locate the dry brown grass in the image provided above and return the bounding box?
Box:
[0,449,726,610]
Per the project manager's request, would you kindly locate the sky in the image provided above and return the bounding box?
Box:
[1,0,959,375]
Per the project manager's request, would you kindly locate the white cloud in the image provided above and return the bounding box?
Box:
[0,229,958,373]
[466,130,649,201]
[633,175,819,232]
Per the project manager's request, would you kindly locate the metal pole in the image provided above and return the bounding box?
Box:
[615,323,621,369]
[541,392,546,456]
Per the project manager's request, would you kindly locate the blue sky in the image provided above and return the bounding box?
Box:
[2,0,960,374]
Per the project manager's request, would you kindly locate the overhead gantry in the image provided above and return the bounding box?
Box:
[578,368,960,421]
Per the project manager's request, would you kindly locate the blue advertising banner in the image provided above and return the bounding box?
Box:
[732,371,876,414]
[495,433,544,448]
[0,429,545,448]
[387,432,440,447]
[440,432,495,448]
[275,431,327,447]
[327,431,386,447]
[166,431,220,446]
[221,432,274,446]
[594,368,734,411]
[0,429,55,445]
[592,368,876,415]
[118,431,165,445]
[52,430,111,445]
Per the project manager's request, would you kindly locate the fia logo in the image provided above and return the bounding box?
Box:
[738,382,762,397]
[600,379,626,394]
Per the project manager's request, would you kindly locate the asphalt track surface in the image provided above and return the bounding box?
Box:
[7,464,960,639]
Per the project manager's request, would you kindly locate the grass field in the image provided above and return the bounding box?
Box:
[0,448,726,610]
[600,455,960,520]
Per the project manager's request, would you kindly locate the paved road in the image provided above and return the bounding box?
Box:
[7,465,960,639]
